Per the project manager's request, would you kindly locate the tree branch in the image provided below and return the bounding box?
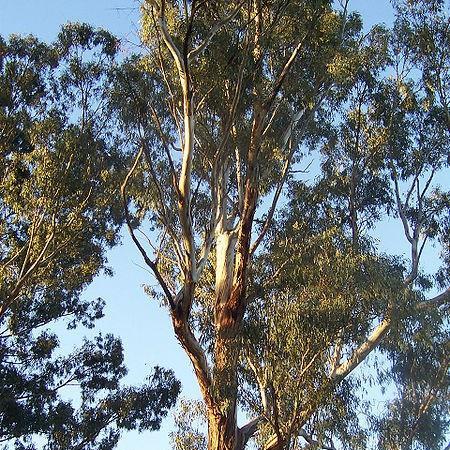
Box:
[250,107,306,255]
[391,162,413,244]
[417,287,450,311]
[121,147,176,309]
[332,287,449,382]
[298,429,336,450]
[153,7,185,79]
[188,2,245,61]
[331,317,391,380]
[238,415,263,448]
[171,313,213,410]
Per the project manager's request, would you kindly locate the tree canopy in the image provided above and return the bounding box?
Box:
[0,24,179,450]
[1,1,449,450]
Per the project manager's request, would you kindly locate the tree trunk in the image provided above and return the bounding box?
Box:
[207,409,239,450]
[208,224,241,450]
[208,308,241,449]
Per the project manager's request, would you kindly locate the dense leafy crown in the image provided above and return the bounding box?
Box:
[0,24,179,450]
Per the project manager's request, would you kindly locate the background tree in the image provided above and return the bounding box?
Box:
[0,25,180,450]
[170,398,207,450]
[111,1,449,449]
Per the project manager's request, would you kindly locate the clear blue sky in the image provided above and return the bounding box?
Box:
[0,1,401,449]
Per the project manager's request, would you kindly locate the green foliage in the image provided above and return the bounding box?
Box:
[241,185,405,448]
[376,316,449,450]
[109,1,449,449]
[169,398,207,450]
[0,25,180,450]
[117,0,364,250]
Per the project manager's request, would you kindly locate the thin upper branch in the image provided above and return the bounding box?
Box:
[391,163,413,244]
[188,2,245,61]
[121,147,176,309]
[154,10,185,79]
[250,107,306,255]
[246,349,269,414]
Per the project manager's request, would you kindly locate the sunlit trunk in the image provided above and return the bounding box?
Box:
[207,401,238,450]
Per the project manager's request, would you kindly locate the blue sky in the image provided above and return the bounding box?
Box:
[0,1,407,449]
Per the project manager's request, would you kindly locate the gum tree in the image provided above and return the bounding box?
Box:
[112,1,449,449]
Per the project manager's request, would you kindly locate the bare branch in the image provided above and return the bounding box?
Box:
[329,334,343,377]
[154,11,185,79]
[420,168,436,202]
[238,415,263,447]
[298,429,336,450]
[171,314,213,410]
[153,15,183,140]
[148,103,179,191]
[0,245,26,270]
[250,107,305,255]
[233,132,245,213]
[246,350,269,414]
[333,285,449,382]
[196,163,220,279]
[417,287,450,311]
[262,34,308,112]
[0,218,55,320]
[213,33,249,167]
[250,83,330,257]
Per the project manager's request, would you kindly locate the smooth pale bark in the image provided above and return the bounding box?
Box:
[331,317,391,380]
[208,186,259,450]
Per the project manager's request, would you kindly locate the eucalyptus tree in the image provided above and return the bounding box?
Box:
[0,25,179,449]
[112,1,449,449]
